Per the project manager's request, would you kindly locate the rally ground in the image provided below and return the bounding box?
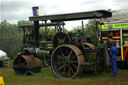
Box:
[0,67,128,85]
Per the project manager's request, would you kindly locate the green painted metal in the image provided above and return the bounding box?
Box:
[40,41,53,50]
[36,49,49,57]
[72,31,84,37]
[19,22,65,28]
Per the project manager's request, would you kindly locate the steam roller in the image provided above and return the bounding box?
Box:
[13,9,112,78]
[13,54,42,75]
[51,31,100,79]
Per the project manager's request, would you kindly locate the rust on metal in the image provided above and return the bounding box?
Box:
[83,43,96,49]
[51,45,84,78]
[13,55,42,75]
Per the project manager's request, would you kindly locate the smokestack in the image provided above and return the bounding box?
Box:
[32,7,39,47]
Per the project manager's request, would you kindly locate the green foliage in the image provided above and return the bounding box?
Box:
[70,26,82,33]
[0,20,32,59]
[71,20,97,44]
[39,27,56,36]
[85,20,98,44]
[17,20,32,26]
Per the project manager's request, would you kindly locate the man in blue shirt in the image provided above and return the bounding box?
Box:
[108,36,118,76]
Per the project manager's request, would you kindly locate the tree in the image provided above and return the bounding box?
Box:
[0,20,10,39]
[71,26,82,33]
[0,20,23,59]
[17,20,32,26]
[71,19,97,44]
[85,19,97,44]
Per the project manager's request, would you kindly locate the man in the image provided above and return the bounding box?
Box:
[107,35,118,76]
[107,35,114,49]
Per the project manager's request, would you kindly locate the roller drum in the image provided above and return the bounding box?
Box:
[13,55,42,75]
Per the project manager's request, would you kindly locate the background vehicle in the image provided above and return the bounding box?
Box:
[100,22,128,68]
[0,50,9,67]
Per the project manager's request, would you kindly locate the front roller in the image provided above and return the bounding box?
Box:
[13,54,42,75]
[51,45,84,78]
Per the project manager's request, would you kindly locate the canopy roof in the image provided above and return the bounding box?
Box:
[29,10,112,22]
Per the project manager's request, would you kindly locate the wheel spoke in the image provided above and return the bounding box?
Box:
[57,61,64,64]
[57,37,61,45]
[69,65,75,73]
[61,37,66,43]
[59,65,65,71]
[24,69,28,75]
[61,50,65,57]
[66,49,69,56]
[72,55,77,60]
[72,64,78,69]
[63,66,66,72]
[68,66,71,76]
[68,50,73,59]
[70,61,78,63]
[61,66,66,75]
[58,55,63,60]
[57,37,61,42]
[57,62,64,65]
[57,36,66,45]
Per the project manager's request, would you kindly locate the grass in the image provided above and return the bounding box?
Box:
[0,67,128,85]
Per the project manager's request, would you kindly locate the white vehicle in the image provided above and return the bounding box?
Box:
[0,50,9,67]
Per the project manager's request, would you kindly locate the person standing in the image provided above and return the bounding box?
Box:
[108,35,118,76]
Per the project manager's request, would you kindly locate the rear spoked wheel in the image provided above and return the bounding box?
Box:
[51,45,84,78]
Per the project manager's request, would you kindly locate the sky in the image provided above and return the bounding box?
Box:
[1,0,128,30]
